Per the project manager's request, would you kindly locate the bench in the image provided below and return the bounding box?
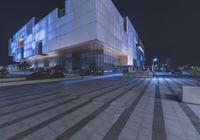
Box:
[178,86,200,104]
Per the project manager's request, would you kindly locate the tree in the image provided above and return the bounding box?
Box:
[165,58,172,72]
[18,61,31,75]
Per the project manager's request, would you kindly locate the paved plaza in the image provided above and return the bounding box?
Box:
[0,75,200,140]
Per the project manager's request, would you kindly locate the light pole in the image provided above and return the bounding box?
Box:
[152,58,158,72]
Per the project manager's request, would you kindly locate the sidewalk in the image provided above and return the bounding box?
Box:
[0,74,122,88]
[0,77,82,88]
[0,77,26,83]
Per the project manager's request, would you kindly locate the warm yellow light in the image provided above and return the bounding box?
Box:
[18,38,24,48]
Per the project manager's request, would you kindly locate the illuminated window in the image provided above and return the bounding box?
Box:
[18,38,24,48]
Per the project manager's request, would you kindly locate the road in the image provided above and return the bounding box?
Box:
[0,74,200,140]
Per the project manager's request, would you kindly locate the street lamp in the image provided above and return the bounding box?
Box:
[153,58,158,62]
[152,58,158,72]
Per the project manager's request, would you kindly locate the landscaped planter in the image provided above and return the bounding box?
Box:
[123,72,153,78]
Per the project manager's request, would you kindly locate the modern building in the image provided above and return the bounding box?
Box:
[9,0,145,74]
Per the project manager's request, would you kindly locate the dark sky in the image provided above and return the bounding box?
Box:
[0,0,200,66]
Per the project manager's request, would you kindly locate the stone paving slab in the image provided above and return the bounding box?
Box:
[69,80,149,140]
[0,77,82,88]
[0,76,200,140]
[117,80,155,140]
[163,78,200,140]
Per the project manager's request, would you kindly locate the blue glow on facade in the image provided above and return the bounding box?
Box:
[9,0,145,71]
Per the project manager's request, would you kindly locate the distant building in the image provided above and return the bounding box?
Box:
[9,0,145,74]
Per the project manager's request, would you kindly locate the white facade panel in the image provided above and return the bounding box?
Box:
[95,0,135,65]
[9,0,143,67]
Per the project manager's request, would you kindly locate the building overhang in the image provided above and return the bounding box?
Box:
[25,40,128,62]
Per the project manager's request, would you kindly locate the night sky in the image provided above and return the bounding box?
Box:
[0,0,200,66]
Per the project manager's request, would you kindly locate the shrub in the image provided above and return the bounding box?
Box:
[52,70,65,78]
[79,71,91,76]
[0,67,8,77]
[26,69,65,80]
[18,61,31,75]
[188,67,200,76]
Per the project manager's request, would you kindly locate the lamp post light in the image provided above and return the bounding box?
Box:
[152,58,158,72]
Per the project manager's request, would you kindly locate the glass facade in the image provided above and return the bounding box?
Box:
[72,49,103,74]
